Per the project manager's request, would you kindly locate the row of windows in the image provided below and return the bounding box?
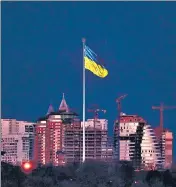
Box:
[25,126,34,133]
[120,125,137,130]
[3,156,17,159]
[23,147,29,151]
[142,150,155,153]
[2,138,17,142]
[121,118,142,122]
[3,142,17,146]
[3,146,17,150]
[121,129,130,133]
[4,154,17,157]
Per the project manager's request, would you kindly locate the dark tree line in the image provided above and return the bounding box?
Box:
[1,161,176,187]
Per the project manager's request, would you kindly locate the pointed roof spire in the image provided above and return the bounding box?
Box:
[46,104,54,115]
[59,93,69,112]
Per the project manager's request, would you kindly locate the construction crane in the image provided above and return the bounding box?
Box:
[88,108,106,120]
[152,102,176,132]
[116,94,128,118]
[114,94,128,162]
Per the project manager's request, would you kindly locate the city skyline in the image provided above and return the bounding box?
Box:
[2,2,176,158]
[2,112,172,169]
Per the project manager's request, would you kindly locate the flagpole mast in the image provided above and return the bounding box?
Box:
[82,38,86,162]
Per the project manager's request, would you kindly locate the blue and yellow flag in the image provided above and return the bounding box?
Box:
[84,45,108,78]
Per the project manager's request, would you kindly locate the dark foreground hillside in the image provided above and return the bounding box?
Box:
[1,161,176,187]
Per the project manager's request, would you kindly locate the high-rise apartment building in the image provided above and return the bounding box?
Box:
[33,118,47,165]
[154,127,173,169]
[1,119,35,165]
[113,114,162,170]
[34,94,78,166]
[64,118,82,163]
[64,118,110,163]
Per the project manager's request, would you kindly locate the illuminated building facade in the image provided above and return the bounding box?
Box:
[114,114,162,169]
[154,127,173,169]
[34,119,47,165]
[34,94,78,166]
[1,119,35,165]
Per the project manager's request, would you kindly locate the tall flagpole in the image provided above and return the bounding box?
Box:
[82,38,86,162]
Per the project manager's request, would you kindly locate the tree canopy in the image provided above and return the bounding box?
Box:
[1,161,176,187]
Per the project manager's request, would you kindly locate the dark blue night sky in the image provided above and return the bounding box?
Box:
[2,2,176,158]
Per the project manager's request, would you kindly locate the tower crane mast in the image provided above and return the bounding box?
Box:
[114,94,128,162]
[152,102,176,133]
[116,94,128,118]
[152,102,176,169]
[87,108,106,120]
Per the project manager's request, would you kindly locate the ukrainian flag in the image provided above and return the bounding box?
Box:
[84,45,108,78]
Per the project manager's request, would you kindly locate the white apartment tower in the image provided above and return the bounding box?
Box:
[1,119,35,165]
[114,114,162,169]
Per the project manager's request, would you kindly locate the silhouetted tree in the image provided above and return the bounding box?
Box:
[146,170,162,187]
[60,180,80,187]
[1,162,26,187]
[163,170,173,187]
[22,176,57,187]
[31,164,76,185]
[76,160,109,187]
[171,164,176,186]
[5,160,175,187]
[119,161,135,187]
[134,170,148,183]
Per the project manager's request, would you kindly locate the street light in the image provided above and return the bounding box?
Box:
[21,161,34,174]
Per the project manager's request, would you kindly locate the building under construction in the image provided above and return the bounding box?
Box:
[113,113,162,170]
[63,119,81,163]
[152,103,175,169]
[63,105,112,163]
[113,96,175,170]
[64,118,112,163]
[154,127,173,169]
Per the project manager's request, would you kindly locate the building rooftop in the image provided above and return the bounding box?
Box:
[119,114,146,123]
[37,93,78,122]
[58,93,69,112]
[46,104,54,115]
[37,111,78,122]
